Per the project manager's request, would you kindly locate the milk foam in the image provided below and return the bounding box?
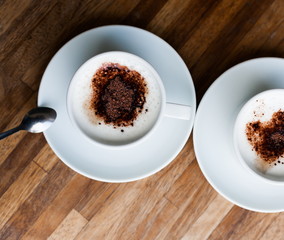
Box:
[68,52,163,146]
[234,90,284,182]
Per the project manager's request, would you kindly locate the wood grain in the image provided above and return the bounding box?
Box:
[22,174,91,240]
[0,161,46,229]
[181,194,233,240]
[47,209,88,240]
[0,0,283,239]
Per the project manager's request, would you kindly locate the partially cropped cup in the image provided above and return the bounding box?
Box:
[67,51,191,148]
[234,89,284,184]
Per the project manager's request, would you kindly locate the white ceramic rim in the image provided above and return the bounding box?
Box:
[66,51,166,149]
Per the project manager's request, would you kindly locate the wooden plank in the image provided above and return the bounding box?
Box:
[0,161,46,229]
[165,160,205,208]
[78,183,118,220]
[47,209,88,240]
[163,181,217,239]
[122,0,167,28]
[221,0,284,62]
[74,181,144,239]
[129,176,216,240]
[0,92,37,166]
[33,143,59,172]
[65,0,139,33]
[180,0,248,69]
[78,137,195,221]
[0,161,75,239]
[259,214,284,240]
[0,81,33,130]
[76,160,203,240]
[0,1,56,63]
[147,0,193,36]
[0,133,46,197]
[150,0,219,49]
[139,198,178,240]
[10,0,85,91]
[0,0,33,35]
[181,194,233,240]
[208,207,280,240]
[22,174,92,240]
[76,156,191,238]
[190,0,278,100]
[74,181,106,212]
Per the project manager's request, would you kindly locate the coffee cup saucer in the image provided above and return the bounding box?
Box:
[38,25,196,183]
[193,57,284,212]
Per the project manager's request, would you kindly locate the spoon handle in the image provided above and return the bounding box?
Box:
[0,126,22,140]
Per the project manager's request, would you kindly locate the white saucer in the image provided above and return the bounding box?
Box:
[38,25,196,183]
[194,58,284,212]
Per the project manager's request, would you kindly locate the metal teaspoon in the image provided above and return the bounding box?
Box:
[0,107,57,140]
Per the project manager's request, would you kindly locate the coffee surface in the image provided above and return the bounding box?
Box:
[90,63,147,127]
[246,110,284,164]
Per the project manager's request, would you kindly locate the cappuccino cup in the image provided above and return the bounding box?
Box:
[234,89,284,184]
[67,51,191,148]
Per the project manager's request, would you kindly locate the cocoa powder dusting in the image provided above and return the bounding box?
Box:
[246,110,284,164]
[90,63,147,127]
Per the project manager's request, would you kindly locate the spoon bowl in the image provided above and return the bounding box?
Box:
[0,107,57,140]
[21,107,57,133]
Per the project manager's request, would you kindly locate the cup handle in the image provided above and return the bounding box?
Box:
[165,103,191,120]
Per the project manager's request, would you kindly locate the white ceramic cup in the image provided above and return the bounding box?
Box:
[234,89,284,184]
[67,51,191,148]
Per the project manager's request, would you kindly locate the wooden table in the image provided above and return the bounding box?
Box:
[1,0,283,239]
